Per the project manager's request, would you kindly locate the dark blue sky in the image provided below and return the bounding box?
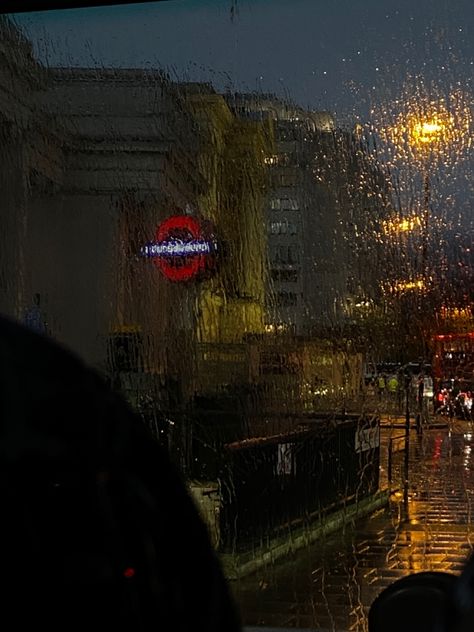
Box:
[14,0,474,120]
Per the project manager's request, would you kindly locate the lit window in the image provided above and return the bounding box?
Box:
[269,220,288,234]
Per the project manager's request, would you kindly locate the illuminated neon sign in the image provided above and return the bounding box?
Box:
[141,215,218,282]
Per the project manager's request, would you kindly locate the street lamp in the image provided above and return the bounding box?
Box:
[382,215,422,235]
[376,84,471,310]
[383,104,454,351]
[374,81,471,516]
[410,120,443,146]
[405,115,445,437]
[383,102,451,516]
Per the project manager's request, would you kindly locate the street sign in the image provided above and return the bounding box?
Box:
[141,215,218,282]
[276,442,294,476]
[355,426,380,453]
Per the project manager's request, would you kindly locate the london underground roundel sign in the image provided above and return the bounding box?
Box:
[141,215,218,282]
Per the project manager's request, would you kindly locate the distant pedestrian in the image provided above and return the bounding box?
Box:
[377,374,386,399]
[387,374,398,395]
[387,374,398,411]
[465,391,473,420]
[415,375,425,433]
[417,374,424,406]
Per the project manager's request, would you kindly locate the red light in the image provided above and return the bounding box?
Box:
[123,567,136,579]
[433,332,474,340]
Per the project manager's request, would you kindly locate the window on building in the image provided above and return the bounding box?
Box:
[270,245,283,263]
[264,154,279,165]
[273,291,298,306]
[288,221,297,235]
[288,245,300,264]
[271,269,299,282]
[270,197,299,211]
[270,245,301,265]
[279,173,298,187]
[268,220,297,235]
[269,220,285,234]
[281,198,299,210]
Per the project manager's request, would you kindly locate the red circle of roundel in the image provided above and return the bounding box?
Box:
[155,215,205,282]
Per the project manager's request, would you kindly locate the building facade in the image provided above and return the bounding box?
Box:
[227,94,387,336]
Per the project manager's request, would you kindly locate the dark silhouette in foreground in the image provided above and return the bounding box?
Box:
[369,553,474,632]
[0,315,240,631]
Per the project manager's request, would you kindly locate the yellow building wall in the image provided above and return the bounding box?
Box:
[185,91,274,344]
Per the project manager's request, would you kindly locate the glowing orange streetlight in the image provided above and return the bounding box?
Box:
[412,120,443,144]
[382,215,422,236]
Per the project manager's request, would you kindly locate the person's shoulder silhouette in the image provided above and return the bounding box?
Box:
[0,315,240,631]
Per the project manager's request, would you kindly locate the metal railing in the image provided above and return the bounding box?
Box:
[219,415,380,552]
[387,432,406,492]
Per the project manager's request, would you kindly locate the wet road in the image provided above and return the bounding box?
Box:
[234,420,474,631]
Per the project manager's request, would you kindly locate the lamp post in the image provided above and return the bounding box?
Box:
[409,119,443,287]
[395,118,444,518]
[378,83,471,519]
[403,369,411,520]
[410,120,444,434]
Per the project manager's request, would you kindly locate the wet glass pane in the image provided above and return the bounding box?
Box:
[2,0,473,629]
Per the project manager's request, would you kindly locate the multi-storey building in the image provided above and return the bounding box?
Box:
[228,94,357,334]
[0,23,273,414]
[0,17,383,424]
[228,94,391,338]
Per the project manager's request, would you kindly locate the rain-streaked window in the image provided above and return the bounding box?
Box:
[1,0,473,630]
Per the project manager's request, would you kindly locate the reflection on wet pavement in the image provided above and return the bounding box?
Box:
[234,421,474,631]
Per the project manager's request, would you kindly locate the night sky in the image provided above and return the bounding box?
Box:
[13,0,474,121]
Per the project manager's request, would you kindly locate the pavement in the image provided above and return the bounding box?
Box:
[233,418,474,631]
